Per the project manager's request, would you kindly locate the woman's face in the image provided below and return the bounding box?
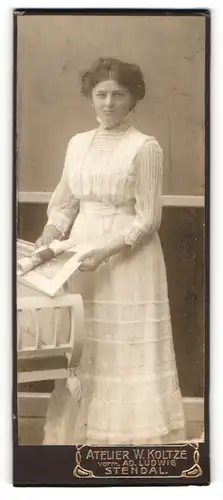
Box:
[92,79,134,128]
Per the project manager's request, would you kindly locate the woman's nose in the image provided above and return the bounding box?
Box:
[104,94,113,108]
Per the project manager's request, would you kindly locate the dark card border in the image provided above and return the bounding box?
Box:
[13,7,211,487]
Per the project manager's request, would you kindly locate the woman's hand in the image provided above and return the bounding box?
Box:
[78,248,108,272]
[35,225,62,249]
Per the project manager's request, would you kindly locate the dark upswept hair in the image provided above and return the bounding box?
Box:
[81,57,146,104]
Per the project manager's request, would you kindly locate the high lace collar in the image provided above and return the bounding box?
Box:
[96,109,134,134]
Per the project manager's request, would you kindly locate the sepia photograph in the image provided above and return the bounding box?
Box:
[14,9,209,486]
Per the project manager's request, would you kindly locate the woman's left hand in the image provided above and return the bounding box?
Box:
[78,248,108,272]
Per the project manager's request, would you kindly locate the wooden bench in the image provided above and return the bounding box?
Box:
[17,239,85,444]
[17,293,85,385]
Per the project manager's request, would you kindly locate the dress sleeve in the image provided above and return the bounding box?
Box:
[122,138,163,247]
[46,138,80,236]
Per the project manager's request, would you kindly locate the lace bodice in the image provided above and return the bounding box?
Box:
[47,124,163,246]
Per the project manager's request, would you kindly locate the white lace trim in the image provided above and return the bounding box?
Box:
[81,390,182,405]
[43,421,185,446]
[86,421,185,440]
[85,334,172,345]
[46,211,71,236]
[83,299,169,305]
[81,369,178,383]
[85,316,171,324]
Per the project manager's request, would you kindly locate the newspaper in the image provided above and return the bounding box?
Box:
[17,238,92,297]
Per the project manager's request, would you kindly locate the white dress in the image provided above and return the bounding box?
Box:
[43,121,185,445]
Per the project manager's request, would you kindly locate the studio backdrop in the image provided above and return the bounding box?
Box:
[17,13,205,400]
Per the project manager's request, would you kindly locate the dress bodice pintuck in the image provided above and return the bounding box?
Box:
[65,126,158,205]
[47,125,164,246]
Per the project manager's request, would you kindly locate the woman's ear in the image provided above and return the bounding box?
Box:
[91,93,95,106]
[129,97,136,112]
[129,104,135,112]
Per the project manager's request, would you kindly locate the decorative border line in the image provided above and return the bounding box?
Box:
[73,446,94,478]
[18,192,205,207]
[72,443,203,479]
[181,443,203,478]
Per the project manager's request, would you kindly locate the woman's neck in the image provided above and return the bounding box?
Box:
[96,110,133,132]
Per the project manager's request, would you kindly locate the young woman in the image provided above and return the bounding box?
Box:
[36,57,185,445]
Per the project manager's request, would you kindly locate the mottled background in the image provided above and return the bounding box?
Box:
[16,14,205,195]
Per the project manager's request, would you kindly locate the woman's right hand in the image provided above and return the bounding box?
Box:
[35,225,62,249]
